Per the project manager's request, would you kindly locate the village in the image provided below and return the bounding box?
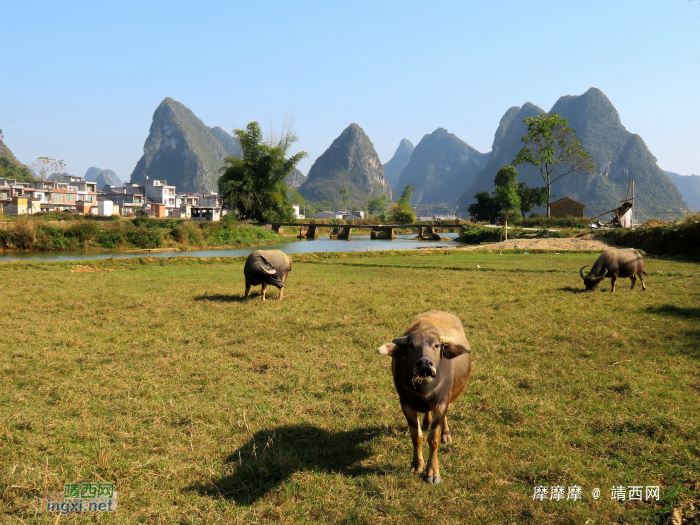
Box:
[0,175,231,221]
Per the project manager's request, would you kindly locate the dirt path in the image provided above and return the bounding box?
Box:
[456,235,618,252]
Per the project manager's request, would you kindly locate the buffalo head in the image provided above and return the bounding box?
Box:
[580,265,608,292]
[378,332,469,389]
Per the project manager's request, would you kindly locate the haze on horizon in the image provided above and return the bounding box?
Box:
[2,0,699,182]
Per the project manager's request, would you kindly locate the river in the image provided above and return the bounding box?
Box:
[0,233,461,262]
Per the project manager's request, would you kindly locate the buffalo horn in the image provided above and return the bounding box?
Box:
[594,268,609,281]
[439,336,455,345]
[392,336,409,346]
[579,265,589,280]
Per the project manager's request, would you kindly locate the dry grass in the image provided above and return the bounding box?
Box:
[1,250,699,524]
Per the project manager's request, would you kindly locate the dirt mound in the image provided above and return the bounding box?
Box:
[71,265,116,272]
[640,219,672,227]
[458,237,618,252]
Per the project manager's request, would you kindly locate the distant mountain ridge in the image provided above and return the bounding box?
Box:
[457,88,689,221]
[130,98,242,193]
[0,135,35,182]
[299,123,392,206]
[383,139,414,191]
[398,128,490,205]
[84,167,122,189]
[665,171,700,211]
[285,168,306,189]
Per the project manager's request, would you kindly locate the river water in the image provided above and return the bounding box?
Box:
[0,233,461,262]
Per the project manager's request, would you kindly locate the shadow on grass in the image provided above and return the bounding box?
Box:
[646,304,700,319]
[557,286,585,293]
[193,294,248,303]
[192,424,387,505]
[647,305,700,359]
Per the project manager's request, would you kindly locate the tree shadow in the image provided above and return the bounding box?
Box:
[646,304,700,359]
[190,424,389,505]
[646,305,700,320]
[193,293,248,303]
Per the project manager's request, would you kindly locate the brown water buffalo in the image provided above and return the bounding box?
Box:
[377,310,472,484]
[580,248,648,292]
[244,250,292,301]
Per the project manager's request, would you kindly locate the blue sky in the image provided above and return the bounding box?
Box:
[2,0,699,181]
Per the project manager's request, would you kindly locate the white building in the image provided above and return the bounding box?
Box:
[314,211,344,220]
[145,178,176,209]
[292,204,305,219]
[96,198,114,216]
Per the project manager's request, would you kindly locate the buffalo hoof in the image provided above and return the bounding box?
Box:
[441,432,452,444]
[424,475,441,484]
[410,463,424,474]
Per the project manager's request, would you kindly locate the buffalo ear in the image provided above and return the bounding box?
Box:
[377,343,405,357]
[443,342,471,359]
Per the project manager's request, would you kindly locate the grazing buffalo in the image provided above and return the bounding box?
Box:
[244,250,292,301]
[377,310,472,484]
[580,248,648,292]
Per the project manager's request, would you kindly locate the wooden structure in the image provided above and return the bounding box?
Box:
[589,179,635,227]
[549,197,586,218]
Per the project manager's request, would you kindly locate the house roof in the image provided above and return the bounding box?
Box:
[550,196,586,207]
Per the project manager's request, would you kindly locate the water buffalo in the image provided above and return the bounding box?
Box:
[580,248,647,292]
[244,250,292,301]
[377,310,472,484]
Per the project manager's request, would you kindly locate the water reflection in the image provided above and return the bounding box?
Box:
[0,233,461,262]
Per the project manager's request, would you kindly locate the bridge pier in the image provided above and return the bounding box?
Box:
[330,227,340,239]
[337,226,352,240]
[371,227,395,239]
[415,226,443,240]
[305,225,318,239]
[272,224,284,234]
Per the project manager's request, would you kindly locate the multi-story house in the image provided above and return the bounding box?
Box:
[103,191,145,215]
[144,178,176,209]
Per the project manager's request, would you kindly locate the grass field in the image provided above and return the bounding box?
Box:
[1,250,699,524]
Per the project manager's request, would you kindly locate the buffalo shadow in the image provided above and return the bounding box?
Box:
[192,423,388,505]
[193,293,248,303]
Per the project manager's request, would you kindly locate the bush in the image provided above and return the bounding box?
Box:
[126,226,163,249]
[522,216,589,228]
[388,205,415,225]
[457,223,502,244]
[600,216,700,256]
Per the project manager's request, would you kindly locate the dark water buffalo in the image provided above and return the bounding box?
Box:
[580,248,648,292]
[377,310,472,484]
[244,250,292,301]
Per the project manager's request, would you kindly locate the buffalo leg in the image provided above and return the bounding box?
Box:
[442,415,452,444]
[278,286,284,301]
[639,270,647,291]
[424,403,447,484]
[630,274,637,290]
[261,282,267,302]
[401,404,424,474]
[610,273,618,293]
[422,411,433,430]
[244,279,251,298]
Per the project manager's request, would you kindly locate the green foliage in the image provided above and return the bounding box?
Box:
[457,223,503,244]
[218,121,307,223]
[517,183,550,218]
[513,113,595,216]
[397,184,416,208]
[494,165,521,216]
[387,204,415,224]
[338,184,351,211]
[521,216,589,228]
[0,157,35,183]
[366,196,389,217]
[468,191,501,223]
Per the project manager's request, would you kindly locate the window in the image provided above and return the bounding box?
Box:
[66,194,75,202]
[54,193,62,201]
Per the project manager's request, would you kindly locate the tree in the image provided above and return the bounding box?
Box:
[517,183,550,218]
[513,113,595,217]
[397,184,416,208]
[338,184,351,212]
[468,191,501,223]
[388,204,415,224]
[29,157,66,181]
[493,165,521,217]
[366,196,389,217]
[218,121,307,222]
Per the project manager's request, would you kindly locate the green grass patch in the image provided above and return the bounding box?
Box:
[1,250,698,523]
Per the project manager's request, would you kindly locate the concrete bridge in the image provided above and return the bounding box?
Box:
[260,222,451,241]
